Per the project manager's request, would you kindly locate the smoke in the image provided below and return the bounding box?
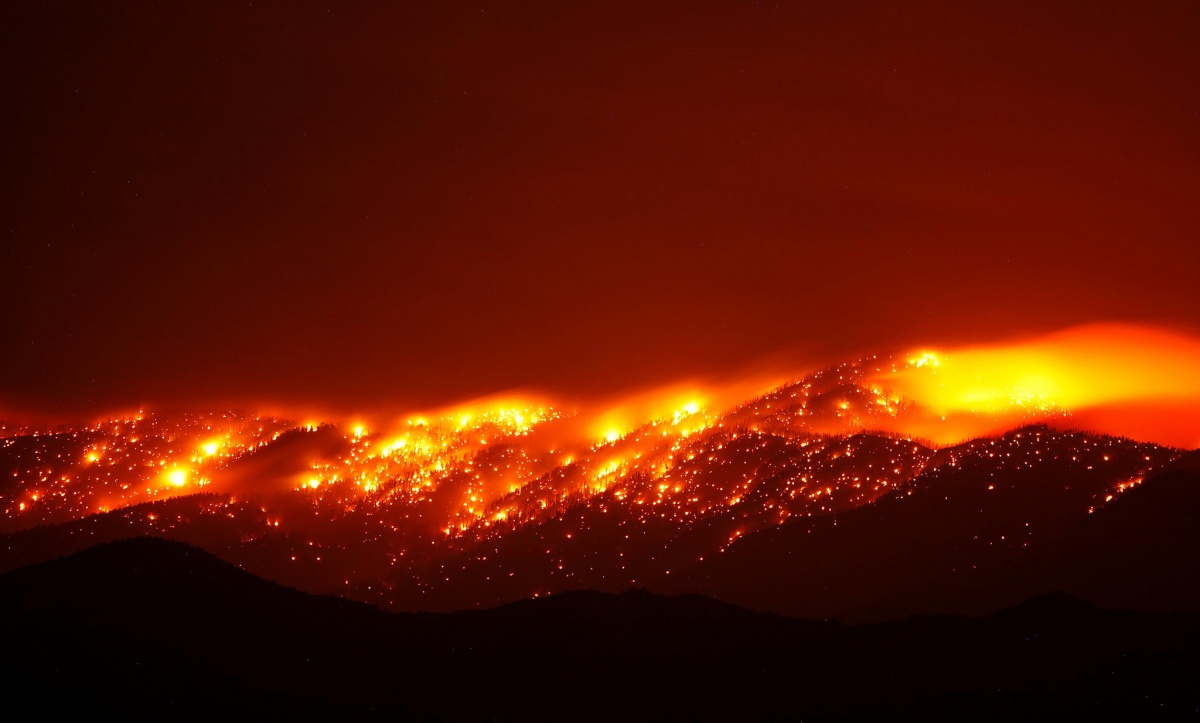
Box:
[867,323,1200,447]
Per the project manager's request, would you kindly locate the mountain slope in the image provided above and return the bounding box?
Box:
[668,442,1200,622]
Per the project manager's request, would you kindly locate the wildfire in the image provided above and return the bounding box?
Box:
[1,323,1196,572]
[870,323,1200,446]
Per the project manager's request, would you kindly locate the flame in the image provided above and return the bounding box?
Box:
[871,323,1200,446]
[579,377,779,445]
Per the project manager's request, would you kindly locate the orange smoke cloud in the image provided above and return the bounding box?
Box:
[870,323,1200,447]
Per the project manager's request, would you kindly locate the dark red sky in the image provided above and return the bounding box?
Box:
[3,1,1198,417]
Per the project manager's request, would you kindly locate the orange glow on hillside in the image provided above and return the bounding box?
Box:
[579,378,784,446]
[870,324,1200,446]
[2,323,1197,541]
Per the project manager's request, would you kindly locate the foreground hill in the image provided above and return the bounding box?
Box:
[3,538,1198,721]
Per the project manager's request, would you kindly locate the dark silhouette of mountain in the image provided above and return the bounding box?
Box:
[669,434,1200,622]
[3,537,1198,720]
[1043,465,1200,612]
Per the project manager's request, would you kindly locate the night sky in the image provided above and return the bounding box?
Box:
[4,1,1198,417]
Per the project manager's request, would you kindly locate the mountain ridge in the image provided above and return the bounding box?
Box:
[3,535,1198,721]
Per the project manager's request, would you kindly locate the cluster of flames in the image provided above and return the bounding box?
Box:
[3,323,1198,534]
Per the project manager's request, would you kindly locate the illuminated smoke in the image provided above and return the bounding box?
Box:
[869,323,1200,446]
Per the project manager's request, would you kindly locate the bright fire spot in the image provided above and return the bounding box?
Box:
[604,429,623,443]
[910,351,941,368]
[353,425,366,437]
[201,441,220,456]
[85,452,100,463]
[307,478,321,489]
[166,469,188,487]
[673,401,701,424]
